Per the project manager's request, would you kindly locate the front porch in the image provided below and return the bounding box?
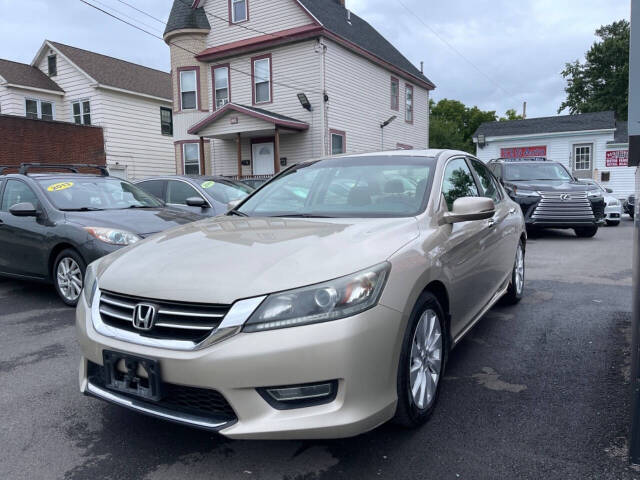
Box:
[187,103,309,178]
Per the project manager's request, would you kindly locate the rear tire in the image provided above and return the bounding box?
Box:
[574,226,598,238]
[502,240,525,305]
[394,292,447,428]
[53,249,86,306]
[606,220,620,226]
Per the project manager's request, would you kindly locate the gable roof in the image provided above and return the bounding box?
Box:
[164,0,210,37]
[45,41,172,100]
[0,58,63,93]
[298,0,434,88]
[473,111,616,139]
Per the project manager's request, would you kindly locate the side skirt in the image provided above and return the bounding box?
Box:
[452,283,509,346]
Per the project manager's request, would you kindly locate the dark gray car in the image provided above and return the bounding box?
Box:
[0,166,205,305]
[135,176,254,217]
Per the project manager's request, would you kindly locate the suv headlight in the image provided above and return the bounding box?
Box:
[83,261,99,305]
[608,199,620,206]
[243,262,390,332]
[587,190,603,199]
[84,227,141,246]
[513,188,540,198]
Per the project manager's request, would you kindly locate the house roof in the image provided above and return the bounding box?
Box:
[47,41,172,100]
[298,0,435,88]
[0,58,63,93]
[164,0,210,37]
[473,111,616,139]
[612,121,628,144]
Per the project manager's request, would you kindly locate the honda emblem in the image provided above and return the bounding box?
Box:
[132,303,157,331]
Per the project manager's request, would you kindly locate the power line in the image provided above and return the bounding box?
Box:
[88,0,164,34]
[116,0,167,25]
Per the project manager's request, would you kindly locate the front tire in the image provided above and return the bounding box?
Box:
[53,249,86,306]
[502,240,525,305]
[574,226,598,238]
[394,292,447,428]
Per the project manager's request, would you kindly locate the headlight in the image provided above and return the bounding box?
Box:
[513,188,540,198]
[84,227,141,246]
[587,190,603,198]
[83,261,98,305]
[243,262,390,332]
[608,199,620,206]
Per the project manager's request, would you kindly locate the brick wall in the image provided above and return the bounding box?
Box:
[0,114,106,168]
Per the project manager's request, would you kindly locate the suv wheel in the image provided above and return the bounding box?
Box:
[502,240,525,304]
[394,292,447,428]
[53,249,86,306]
[574,226,598,238]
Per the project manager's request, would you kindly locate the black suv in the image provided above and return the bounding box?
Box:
[487,159,605,237]
[0,164,205,305]
[625,194,635,219]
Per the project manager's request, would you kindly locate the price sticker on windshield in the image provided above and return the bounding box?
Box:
[201,181,216,189]
[47,182,74,192]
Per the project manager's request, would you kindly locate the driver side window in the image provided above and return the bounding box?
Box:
[441,158,478,210]
[1,180,39,212]
[167,180,201,205]
[470,160,501,203]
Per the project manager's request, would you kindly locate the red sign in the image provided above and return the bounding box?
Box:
[500,146,547,159]
[606,150,628,167]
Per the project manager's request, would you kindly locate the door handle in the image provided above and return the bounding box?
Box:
[509,207,516,215]
[487,218,496,228]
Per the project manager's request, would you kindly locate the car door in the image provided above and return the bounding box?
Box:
[438,157,496,340]
[166,180,209,214]
[136,179,166,203]
[0,179,50,278]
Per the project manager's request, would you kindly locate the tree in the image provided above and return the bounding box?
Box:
[558,20,629,118]
[429,99,497,153]
[500,109,524,121]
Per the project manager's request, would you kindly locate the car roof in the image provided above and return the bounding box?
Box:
[136,175,233,182]
[1,173,111,180]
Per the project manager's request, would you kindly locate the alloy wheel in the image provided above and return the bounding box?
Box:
[515,244,524,295]
[56,257,83,302]
[409,309,442,410]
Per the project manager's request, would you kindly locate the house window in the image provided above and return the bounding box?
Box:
[405,84,414,123]
[213,66,230,110]
[25,98,54,121]
[330,130,346,155]
[179,69,198,110]
[252,56,271,104]
[574,144,592,171]
[72,100,91,125]
[231,0,248,23]
[183,143,201,175]
[160,107,173,136]
[391,77,399,110]
[47,55,57,76]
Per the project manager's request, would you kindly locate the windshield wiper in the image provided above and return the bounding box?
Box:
[227,210,248,217]
[270,214,334,218]
[126,205,156,209]
[60,207,104,212]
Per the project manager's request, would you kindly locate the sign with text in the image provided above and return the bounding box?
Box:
[605,150,629,167]
[500,146,547,159]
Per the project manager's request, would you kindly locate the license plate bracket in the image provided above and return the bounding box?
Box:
[102,350,162,401]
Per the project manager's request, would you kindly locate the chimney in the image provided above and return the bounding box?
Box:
[420,61,424,73]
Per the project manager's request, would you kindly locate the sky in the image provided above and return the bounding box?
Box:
[0,0,631,118]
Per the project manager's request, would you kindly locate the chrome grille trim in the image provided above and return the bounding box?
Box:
[531,191,595,221]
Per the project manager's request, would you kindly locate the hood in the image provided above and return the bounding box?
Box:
[65,207,204,236]
[504,179,599,193]
[97,216,420,304]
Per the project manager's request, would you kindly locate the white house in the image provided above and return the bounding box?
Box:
[473,111,635,197]
[0,41,176,179]
[163,0,435,177]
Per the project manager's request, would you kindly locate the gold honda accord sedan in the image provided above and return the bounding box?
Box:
[76,150,526,439]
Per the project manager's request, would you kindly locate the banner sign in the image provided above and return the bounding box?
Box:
[605,149,629,167]
[500,146,547,159]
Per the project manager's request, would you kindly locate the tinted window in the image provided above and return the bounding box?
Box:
[167,180,201,205]
[504,163,572,181]
[137,180,165,200]
[1,180,39,211]
[470,160,501,202]
[442,158,479,210]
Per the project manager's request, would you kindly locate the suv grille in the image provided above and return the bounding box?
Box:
[99,290,230,343]
[531,191,594,223]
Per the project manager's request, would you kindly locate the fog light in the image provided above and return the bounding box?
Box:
[258,380,338,410]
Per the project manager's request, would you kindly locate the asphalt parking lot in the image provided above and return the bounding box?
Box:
[0,219,636,480]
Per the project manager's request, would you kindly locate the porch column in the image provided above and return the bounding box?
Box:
[274,126,281,174]
[236,133,242,178]
[199,137,205,175]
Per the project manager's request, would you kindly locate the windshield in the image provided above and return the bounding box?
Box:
[199,178,253,203]
[236,156,435,218]
[504,163,572,182]
[38,177,163,211]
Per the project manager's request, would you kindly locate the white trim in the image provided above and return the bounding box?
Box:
[182,142,201,175]
[231,0,248,23]
[475,128,616,143]
[3,83,64,96]
[24,96,56,120]
[253,57,271,104]
[96,83,172,103]
[71,99,91,125]
[32,41,97,84]
[179,69,198,111]
[163,28,210,43]
[233,103,307,128]
[294,0,323,25]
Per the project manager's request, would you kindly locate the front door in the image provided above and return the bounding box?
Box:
[252,142,275,175]
[572,143,594,179]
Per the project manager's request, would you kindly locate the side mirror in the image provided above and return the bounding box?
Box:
[443,197,495,224]
[227,199,242,211]
[606,188,613,194]
[186,197,208,208]
[9,202,37,217]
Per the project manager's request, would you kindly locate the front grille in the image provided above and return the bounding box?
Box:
[531,191,594,223]
[99,290,230,343]
[87,361,237,421]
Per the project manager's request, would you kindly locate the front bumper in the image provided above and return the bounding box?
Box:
[511,195,605,228]
[604,203,623,222]
[76,294,405,439]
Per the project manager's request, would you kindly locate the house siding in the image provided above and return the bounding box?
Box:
[0,85,63,119]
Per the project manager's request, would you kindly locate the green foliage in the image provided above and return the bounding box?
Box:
[558,20,629,118]
[429,99,497,153]
[499,109,524,121]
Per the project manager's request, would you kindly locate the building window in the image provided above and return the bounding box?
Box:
[183,143,201,175]
[330,129,346,155]
[160,107,173,136]
[213,65,230,110]
[179,69,198,110]
[405,84,414,123]
[574,144,592,171]
[25,98,54,121]
[252,55,271,104]
[47,55,57,76]
[72,100,91,125]
[230,0,248,23]
[391,77,399,111]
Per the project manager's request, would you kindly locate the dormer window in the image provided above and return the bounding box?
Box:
[47,55,57,76]
[231,0,248,23]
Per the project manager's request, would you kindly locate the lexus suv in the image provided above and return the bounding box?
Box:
[77,150,526,439]
[487,159,605,237]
